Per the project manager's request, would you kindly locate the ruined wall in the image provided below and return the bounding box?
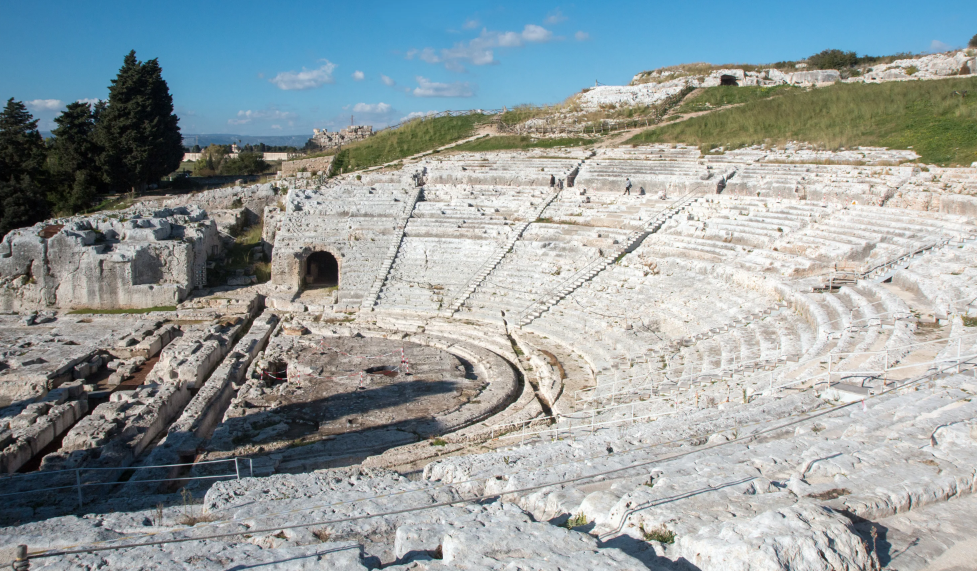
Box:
[280,155,334,177]
[270,183,415,309]
[0,206,221,311]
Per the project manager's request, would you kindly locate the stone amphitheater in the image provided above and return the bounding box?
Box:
[2,141,977,570]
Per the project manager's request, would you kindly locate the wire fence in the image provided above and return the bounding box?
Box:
[18,356,967,564]
[0,457,254,511]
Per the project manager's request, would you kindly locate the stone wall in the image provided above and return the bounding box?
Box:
[311,125,373,150]
[280,155,334,177]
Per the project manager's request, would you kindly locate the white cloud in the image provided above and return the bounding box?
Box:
[412,76,475,98]
[407,24,555,72]
[574,31,590,41]
[271,124,282,130]
[521,24,553,43]
[381,75,396,86]
[544,9,567,25]
[352,102,392,114]
[400,110,438,122]
[26,99,63,111]
[352,70,365,81]
[76,98,103,106]
[463,19,480,30]
[930,40,952,52]
[228,109,297,125]
[269,61,337,90]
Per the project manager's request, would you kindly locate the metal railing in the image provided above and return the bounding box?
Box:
[0,457,254,510]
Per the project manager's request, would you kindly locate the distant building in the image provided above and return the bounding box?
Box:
[311,125,373,150]
[182,150,296,163]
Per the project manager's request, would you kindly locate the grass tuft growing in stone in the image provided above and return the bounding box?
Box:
[642,524,676,544]
[561,513,589,529]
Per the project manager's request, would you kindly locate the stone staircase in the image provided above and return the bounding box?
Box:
[515,192,701,327]
[811,232,977,292]
[359,187,423,312]
[444,191,561,316]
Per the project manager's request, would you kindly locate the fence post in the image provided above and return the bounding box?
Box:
[13,545,28,571]
[75,469,83,510]
[234,458,241,480]
[249,458,254,478]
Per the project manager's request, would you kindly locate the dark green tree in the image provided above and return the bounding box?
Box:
[233,151,269,175]
[807,49,859,70]
[50,101,102,214]
[96,50,183,194]
[969,34,977,48]
[0,98,49,236]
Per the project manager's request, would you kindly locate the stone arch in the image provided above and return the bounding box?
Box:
[302,250,340,289]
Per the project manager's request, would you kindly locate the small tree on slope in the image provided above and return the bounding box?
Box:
[96,50,183,194]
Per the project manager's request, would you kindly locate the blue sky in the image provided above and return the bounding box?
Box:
[2,0,974,137]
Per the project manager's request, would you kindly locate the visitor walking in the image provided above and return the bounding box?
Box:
[624,177,632,195]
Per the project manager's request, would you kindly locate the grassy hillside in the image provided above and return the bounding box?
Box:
[628,77,977,166]
[451,135,592,152]
[677,85,794,113]
[328,113,490,174]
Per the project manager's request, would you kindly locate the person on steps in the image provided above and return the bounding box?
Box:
[624,177,632,195]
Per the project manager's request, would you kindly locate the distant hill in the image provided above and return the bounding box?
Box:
[181,134,311,148]
[40,131,311,149]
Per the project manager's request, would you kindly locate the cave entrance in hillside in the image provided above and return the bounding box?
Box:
[305,251,339,288]
[720,74,739,86]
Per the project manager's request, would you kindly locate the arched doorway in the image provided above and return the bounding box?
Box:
[305,251,339,288]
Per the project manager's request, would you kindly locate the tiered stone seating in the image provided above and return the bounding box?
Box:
[376,185,552,314]
[424,370,977,571]
[543,192,680,230]
[421,152,585,187]
[458,223,629,324]
[777,205,972,267]
[574,146,713,194]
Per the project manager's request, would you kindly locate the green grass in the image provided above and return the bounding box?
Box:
[223,223,270,283]
[499,105,554,125]
[90,195,135,213]
[328,113,491,174]
[452,135,592,152]
[561,513,589,529]
[677,85,794,113]
[642,524,676,544]
[628,77,977,166]
[68,306,177,315]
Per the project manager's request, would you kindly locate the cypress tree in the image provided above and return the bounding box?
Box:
[50,101,102,214]
[0,98,49,236]
[96,50,183,194]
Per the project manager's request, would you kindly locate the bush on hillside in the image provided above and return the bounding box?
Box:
[969,34,977,48]
[807,49,859,70]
